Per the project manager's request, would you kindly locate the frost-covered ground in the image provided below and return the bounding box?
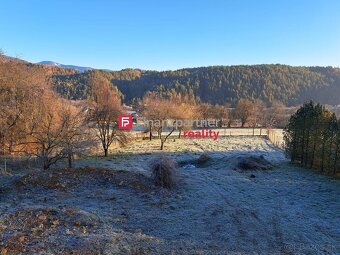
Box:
[0,137,339,254]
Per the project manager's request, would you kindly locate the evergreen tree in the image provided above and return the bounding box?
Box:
[284,101,339,175]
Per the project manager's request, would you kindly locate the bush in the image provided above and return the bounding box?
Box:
[236,155,273,171]
[197,153,211,165]
[150,156,178,189]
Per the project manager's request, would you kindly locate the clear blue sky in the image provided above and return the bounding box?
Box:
[1,0,339,70]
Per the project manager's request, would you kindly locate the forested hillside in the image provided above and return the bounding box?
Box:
[1,54,340,106]
[51,69,140,101]
[52,65,340,106]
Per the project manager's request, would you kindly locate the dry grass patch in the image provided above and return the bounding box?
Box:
[15,167,154,193]
[150,156,178,189]
[234,155,274,171]
[0,207,103,254]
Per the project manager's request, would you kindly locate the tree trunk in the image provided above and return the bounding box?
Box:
[9,136,14,153]
[2,144,6,174]
[304,128,310,167]
[321,139,326,172]
[328,132,335,173]
[291,129,297,162]
[301,116,306,165]
[333,141,339,175]
[310,137,317,168]
[149,123,153,140]
[43,159,49,170]
[1,134,7,173]
[160,128,175,150]
[310,123,319,168]
[158,127,162,139]
[104,148,108,157]
[68,152,73,168]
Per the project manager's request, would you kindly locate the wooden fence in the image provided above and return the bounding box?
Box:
[267,129,284,149]
[132,128,285,148]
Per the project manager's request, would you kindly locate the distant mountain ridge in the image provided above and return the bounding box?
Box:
[38,61,93,72]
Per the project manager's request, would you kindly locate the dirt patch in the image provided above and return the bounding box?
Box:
[0,207,104,254]
[15,167,154,193]
[15,171,72,191]
[130,179,152,192]
[1,167,170,254]
[231,155,274,171]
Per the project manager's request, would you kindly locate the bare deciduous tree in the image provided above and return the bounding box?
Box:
[168,92,198,138]
[235,99,254,127]
[23,97,68,169]
[0,58,47,171]
[249,100,266,135]
[60,105,96,168]
[266,101,286,128]
[140,92,179,150]
[88,77,127,157]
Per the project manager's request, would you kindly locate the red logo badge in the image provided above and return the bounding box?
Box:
[118,115,133,129]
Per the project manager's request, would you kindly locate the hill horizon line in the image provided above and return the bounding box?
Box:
[2,53,338,72]
[37,60,340,73]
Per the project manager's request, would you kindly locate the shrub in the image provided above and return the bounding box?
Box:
[236,155,273,171]
[150,156,178,189]
[197,153,211,165]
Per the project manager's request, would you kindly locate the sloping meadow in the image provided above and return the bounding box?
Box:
[0,137,339,254]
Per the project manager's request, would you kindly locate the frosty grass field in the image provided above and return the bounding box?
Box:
[0,136,339,254]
